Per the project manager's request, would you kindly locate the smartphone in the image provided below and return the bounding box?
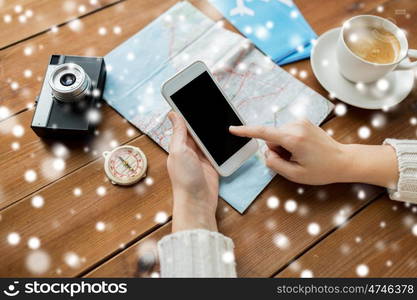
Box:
[161,61,258,177]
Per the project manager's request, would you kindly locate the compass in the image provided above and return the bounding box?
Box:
[103,145,147,186]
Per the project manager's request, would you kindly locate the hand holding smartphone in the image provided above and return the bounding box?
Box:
[161,61,258,176]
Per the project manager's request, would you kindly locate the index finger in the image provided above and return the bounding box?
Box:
[229,125,285,143]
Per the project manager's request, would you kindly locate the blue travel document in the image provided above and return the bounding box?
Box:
[209,0,317,65]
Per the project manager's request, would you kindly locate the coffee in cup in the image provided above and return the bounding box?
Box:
[336,15,417,83]
[345,26,400,64]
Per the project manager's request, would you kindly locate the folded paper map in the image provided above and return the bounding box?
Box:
[103,1,333,213]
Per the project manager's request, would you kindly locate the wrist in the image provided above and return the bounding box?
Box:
[339,143,398,188]
[172,190,218,233]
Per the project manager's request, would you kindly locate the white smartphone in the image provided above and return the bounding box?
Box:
[161,61,258,177]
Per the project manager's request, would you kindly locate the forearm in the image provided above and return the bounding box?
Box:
[339,144,399,189]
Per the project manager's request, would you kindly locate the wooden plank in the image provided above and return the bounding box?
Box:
[0,0,223,119]
[0,105,139,209]
[0,134,173,277]
[0,0,121,49]
[277,196,417,277]
[86,225,171,277]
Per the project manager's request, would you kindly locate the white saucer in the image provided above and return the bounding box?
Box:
[311,28,415,109]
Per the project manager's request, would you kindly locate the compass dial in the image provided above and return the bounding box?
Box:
[103,146,147,185]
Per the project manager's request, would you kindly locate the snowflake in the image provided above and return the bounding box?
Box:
[78,5,86,13]
[28,237,41,250]
[349,33,358,43]
[52,158,66,171]
[356,264,369,277]
[73,188,82,197]
[145,177,154,186]
[386,260,393,267]
[98,27,107,35]
[243,25,253,34]
[357,189,366,200]
[377,5,384,13]
[64,252,81,268]
[284,199,297,213]
[113,26,122,35]
[95,221,106,232]
[289,67,297,76]
[87,109,101,124]
[222,251,235,264]
[321,59,329,67]
[14,5,23,13]
[0,106,10,119]
[300,269,313,278]
[376,79,389,91]
[126,128,135,137]
[31,195,44,208]
[7,232,21,245]
[126,52,135,61]
[12,124,24,137]
[355,236,362,243]
[11,142,20,151]
[10,81,19,90]
[266,21,274,29]
[109,140,118,148]
[26,250,50,275]
[290,10,298,18]
[410,117,417,125]
[68,19,83,32]
[23,69,32,78]
[307,222,320,236]
[3,14,12,23]
[299,70,307,79]
[255,26,269,40]
[52,143,69,158]
[266,196,279,209]
[297,187,304,194]
[273,233,290,250]
[154,211,168,224]
[24,169,37,182]
[96,186,107,196]
[380,221,386,228]
[18,15,27,23]
[23,45,34,56]
[334,103,347,116]
[371,113,386,128]
[412,224,417,236]
[358,126,371,139]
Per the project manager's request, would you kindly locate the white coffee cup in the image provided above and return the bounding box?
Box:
[336,15,417,83]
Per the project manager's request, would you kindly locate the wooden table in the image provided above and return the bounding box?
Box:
[1,0,416,278]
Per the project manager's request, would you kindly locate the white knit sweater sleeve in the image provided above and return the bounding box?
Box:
[384,139,417,204]
[157,229,237,278]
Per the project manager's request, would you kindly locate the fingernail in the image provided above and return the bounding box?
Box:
[229,125,238,130]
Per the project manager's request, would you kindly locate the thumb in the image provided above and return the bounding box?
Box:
[168,111,187,152]
[265,149,300,180]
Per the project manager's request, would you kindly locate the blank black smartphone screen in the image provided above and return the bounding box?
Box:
[170,71,250,165]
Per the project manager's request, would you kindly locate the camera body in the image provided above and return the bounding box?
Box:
[31,54,106,138]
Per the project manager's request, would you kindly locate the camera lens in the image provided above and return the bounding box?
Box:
[60,73,76,86]
[49,63,91,103]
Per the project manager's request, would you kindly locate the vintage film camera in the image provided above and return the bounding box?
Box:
[31,54,106,137]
